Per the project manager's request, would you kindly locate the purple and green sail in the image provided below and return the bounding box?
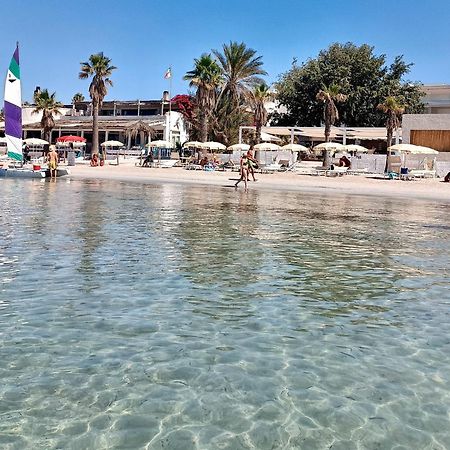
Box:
[4,44,22,161]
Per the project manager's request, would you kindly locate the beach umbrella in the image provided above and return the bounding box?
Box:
[198,141,226,151]
[388,144,438,155]
[101,140,124,147]
[282,143,309,152]
[182,141,203,148]
[343,144,369,153]
[253,142,281,151]
[56,135,86,143]
[145,140,174,148]
[313,142,345,152]
[389,144,438,170]
[227,143,250,152]
[24,138,49,146]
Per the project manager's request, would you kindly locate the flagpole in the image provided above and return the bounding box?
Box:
[168,66,172,144]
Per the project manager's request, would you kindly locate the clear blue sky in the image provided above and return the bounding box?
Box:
[1,0,449,104]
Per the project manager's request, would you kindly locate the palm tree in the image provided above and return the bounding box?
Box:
[316,84,347,142]
[79,53,116,155]
[316,84,347,167]
[72,92,85,104]
[213,41,267,106]
[250,83,271,144]
[377,96,404,172]
[183,54,222,142]
[32,89,62,142]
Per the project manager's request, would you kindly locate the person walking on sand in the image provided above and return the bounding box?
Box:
[47,145,58,179]
[235,153,249,191]
[246,148,258,182]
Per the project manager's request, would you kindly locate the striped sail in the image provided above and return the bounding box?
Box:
[4,44,22,161]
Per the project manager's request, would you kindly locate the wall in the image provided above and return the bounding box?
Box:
[402,114,450,151]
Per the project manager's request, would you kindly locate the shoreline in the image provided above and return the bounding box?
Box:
[66,162,450,203]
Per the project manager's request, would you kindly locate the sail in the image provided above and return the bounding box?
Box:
[4,44,22,161]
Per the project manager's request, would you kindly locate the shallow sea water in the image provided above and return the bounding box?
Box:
[0,178,449,450]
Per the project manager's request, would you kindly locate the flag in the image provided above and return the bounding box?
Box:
[164,67,172,79]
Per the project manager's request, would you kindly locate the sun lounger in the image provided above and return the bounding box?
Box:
[325,166,348,177]
[261,163,283,173]
[409,169,437,179]
[156,159,178,168]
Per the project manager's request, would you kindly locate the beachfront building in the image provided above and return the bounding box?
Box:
[422,84,450,114]
[1,96,188,151]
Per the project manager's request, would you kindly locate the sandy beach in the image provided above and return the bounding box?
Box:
[66,160,450,203]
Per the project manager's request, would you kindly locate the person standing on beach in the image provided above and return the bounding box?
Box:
[47,145,58,179]
[235,153,249,191]
[246,148,258,182]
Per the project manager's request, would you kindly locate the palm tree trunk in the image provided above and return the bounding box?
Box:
[92,102,99,155]
[323,115,332,167]
[255,122,261,145]
[384,126,393,173]
[200,110,208,142]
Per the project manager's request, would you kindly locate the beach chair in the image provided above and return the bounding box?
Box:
[325,166,348,177]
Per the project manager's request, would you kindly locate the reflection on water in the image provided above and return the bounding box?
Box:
[0,178,449,449]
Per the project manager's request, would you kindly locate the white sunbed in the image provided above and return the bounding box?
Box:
[325,166,349,177]
[156,159,179,168]
[409,169,437,179]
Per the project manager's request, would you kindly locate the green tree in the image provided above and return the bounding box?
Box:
[274,42,424,127]
[79,53,116,155]
[377,96,404,172]
[183,53,222,142]
[250,83,271,144]
[32,89,62,142]
[72,92,85,104]
[212,42,267,145]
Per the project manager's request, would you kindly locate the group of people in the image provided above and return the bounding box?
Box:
[235,149,258,190]
[90,153,105,167]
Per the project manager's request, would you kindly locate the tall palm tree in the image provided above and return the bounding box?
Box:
[377,96,405,172]
[316,84,347,142]
[183,53,222,142]
[250,83,271,144]
[79,53,116,155]
[316,84,347,167]
[213,41,267,106]
[33,89,62,142]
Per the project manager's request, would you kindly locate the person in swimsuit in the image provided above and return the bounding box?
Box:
[47,145,58,179]
[235,153,249,190]
[246,149,258,181]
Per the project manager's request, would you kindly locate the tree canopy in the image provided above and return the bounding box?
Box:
[273,43,424,127]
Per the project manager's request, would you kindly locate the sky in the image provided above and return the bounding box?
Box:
[1,0,449,104]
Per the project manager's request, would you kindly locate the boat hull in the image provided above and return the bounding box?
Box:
[0,168,69,178]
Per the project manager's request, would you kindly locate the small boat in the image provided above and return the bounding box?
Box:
[1,43,68,179]
[0,167,69,178]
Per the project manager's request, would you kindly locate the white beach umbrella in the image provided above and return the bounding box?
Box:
[282,143,309,152]
[146,140,174,148]
[227,143,250,151]
[101,140,124,147]
[253,142,281,151]
[343,144,369,153]
[199,141,227,151]
[182,141,203,148]
[24,138,49,146]
[313,142,345,152]
[388,144,438,154]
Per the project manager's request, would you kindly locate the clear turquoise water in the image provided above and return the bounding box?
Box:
[0,178,449,450]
